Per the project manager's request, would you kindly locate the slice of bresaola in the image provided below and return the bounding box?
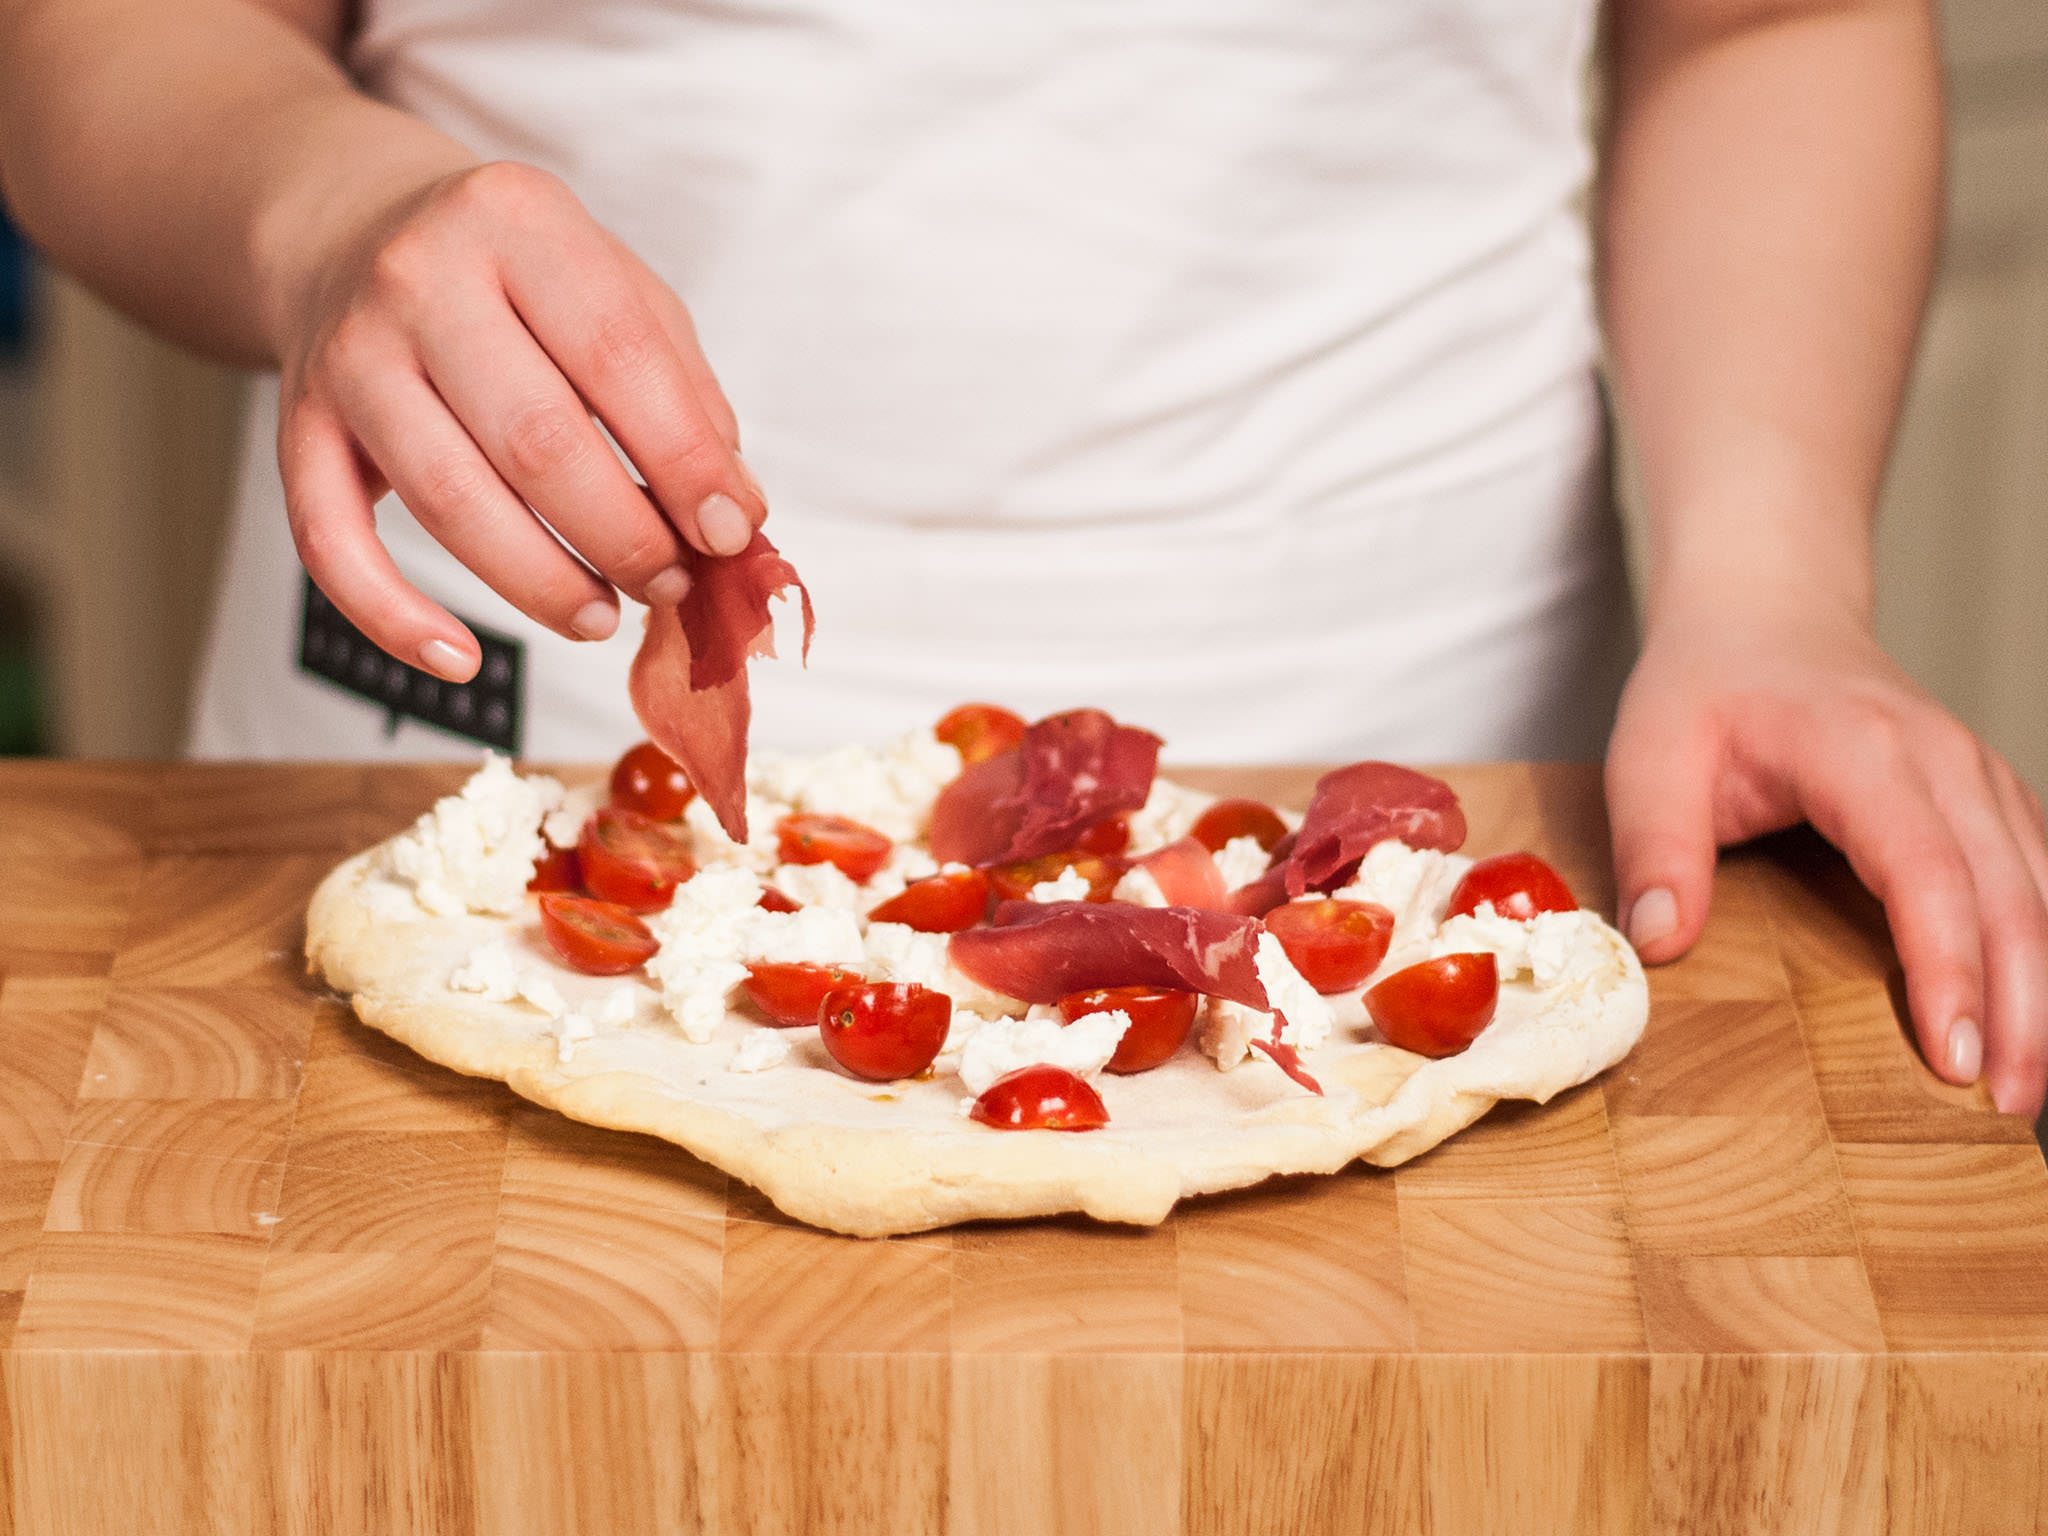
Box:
[1273,761,1466,899]
[628,530,814,844]
[929,708,1162,867]
[949,900,1269,1009]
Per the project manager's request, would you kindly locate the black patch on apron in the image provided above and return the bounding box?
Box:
[297,576,523,753]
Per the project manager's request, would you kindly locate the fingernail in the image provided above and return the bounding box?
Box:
[1946,1017,1982,1084]
[645,564,691,607]
[570,600,618,641]
[697,492,753,556]
[418,638,477,682]
[1627,887,1678,948]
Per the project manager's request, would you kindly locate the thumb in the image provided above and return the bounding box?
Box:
[1604,707,1721,964]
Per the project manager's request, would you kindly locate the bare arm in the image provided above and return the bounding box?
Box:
[1600,0,2048,1113]
[0,0,766,676]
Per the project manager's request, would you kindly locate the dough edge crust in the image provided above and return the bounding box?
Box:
[307,845,1647,1238]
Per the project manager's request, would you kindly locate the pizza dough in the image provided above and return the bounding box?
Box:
[306,746,1648,1237]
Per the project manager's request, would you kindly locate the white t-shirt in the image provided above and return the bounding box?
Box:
[189,0,1633,764]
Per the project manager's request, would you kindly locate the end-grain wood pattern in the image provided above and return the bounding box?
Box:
[2,760,2045,1534]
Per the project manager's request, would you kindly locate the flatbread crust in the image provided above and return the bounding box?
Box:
[307,827,1648,1238]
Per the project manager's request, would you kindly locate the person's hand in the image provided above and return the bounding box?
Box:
[268,159,764,681]
[1605,587,2048,1117]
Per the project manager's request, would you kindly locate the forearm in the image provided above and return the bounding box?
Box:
[1599,0,1942,627]
[0,0,477,365]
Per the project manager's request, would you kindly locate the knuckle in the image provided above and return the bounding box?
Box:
[410,453,496,521]
[1829,695,1908,766]
[499,400,585,481]
[607,521,677,582]
[367,228,436,304]
[588,308,665,384]
[450,159,564,221]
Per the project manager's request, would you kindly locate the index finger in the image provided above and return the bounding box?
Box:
[496,224,762,560]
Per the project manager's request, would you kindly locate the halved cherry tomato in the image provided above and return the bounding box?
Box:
[1264,898,1396,993]
[528,843,583,894]
[1057,985,1197,1073]
[776,812,893,883]
[578,807,697,913]
[868,868,990,933]
[935,703,1027,766]
[986,850,1127,904]
[969,1064,1110,1131]
[1446,852,1577,922]
[1075,813,1131,857]
[757,886,801,914]
[818,982,951,1081]
[609,741,696,820]
[1191,798,1289,854]
[743,962,864,1027]
[1365,952,1499,1057]
[537,894,658,975]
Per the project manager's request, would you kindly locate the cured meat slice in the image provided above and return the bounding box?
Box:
[629,531,814,844]
[929,709,1162,867]
[949,900,1268,1008]
[1279,762,1466,898]
[1135,836,1229,911]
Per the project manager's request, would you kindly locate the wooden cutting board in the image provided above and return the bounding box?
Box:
[2,760,2045,1535]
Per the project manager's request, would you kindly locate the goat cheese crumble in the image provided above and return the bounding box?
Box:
[957,1007,1131,1097]
[385,753,561,916]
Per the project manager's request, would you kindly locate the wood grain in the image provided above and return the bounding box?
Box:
[0,759,2043,1534]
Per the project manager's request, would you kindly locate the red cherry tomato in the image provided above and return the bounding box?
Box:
[935,703,1027,766]
[608,741,697,820]
[1263,898,1396,993]
[578,807,697,913]
[1445,852,1578,922]
[743,962,865,1027]
[1365,952,1499,1058]
[776,812,893,884]
[1074,813,1131,857]
[986,851,1127,904]
[528,843,583,894]
[1057,985,1198,1073]
[757,886,801,914]
[818,982,952,1081]
[969,1065,1110,1131]
[537,894,658,975]
[867,868,990,932]
[1190,798,1289,854]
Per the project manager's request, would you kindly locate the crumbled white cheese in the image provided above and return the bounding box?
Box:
[747,729,963,843]
[448,939,565,1017]
[645,865,865,1042]
[957,1008,1131,1096]
[1126,777,1217,855]
[1028,866,1093,903]
[1111,863,1170,907]
[770,859,864,911]
[681,790,787,873]
[1196,933,1332,1069]
[1215,835,1272,891]
[542,780,603,849]
[938,1008,983,1059]
[384,754,562,916]
[1331,840,1475,971]
[729,1029,793,1073]
[1433,905,1613,992]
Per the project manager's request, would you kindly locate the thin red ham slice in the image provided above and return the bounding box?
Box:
[929,709,1162,867]
[1134,836,1229,911]
[628,530,814,844]
[949,900,1269,1008]
[1278,762,1466,898]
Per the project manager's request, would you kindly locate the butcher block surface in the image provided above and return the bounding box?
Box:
[2,759,2046,1535]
